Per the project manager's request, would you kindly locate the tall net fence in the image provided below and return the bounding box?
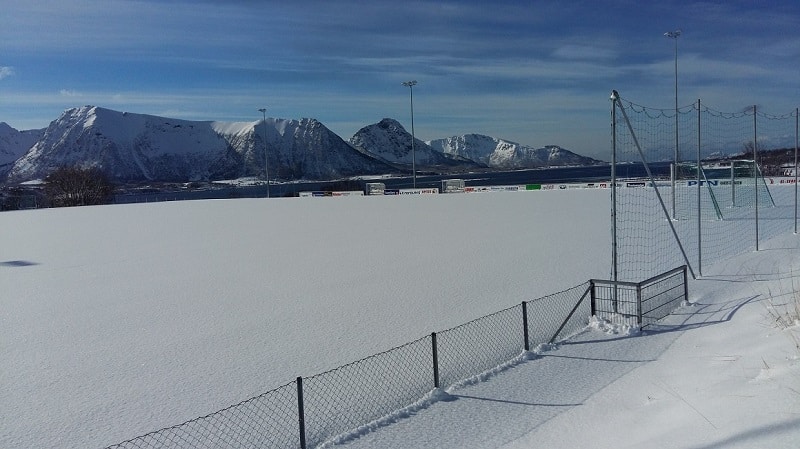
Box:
[612,91,798,281]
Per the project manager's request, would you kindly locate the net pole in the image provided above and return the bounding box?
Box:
[610,91,618,283]
[696,99,702,276]
[671,162,676,220]
[754,106,759,251]
[614,91,696,279]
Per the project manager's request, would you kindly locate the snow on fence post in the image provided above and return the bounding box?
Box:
[297,376,306,449]
[431,332,440,389]
[521,301,530,352]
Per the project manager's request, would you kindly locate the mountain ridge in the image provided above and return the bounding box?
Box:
[427,134,603,169]
[5,106,396,183]
[1,107,605,184]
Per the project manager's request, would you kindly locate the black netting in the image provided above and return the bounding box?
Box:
[525,282,593,345]
[302,336,433,448]
[104,381,299,449]
[437,305,523,388]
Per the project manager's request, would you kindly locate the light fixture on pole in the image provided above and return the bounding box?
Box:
[258,108,270,198]
[664,29,681,219]
[402,80,417,189]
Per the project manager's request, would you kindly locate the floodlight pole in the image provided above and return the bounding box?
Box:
[795,107,798,234]
[258,108,270,198]
[665,29,681,219]
[402,80,418,188]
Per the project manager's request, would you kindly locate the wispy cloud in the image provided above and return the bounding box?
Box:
[0,66,14,80]
[552,45,617,61]
[2,0,799,158]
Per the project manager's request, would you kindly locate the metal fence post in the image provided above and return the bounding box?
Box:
[683,265,689,303]
[431,332,440,389]
[521,301,530,351]
[636,283,643,327]
[590,280,597,317]
[297,377,306,449]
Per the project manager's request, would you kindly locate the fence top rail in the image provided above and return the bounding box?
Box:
[590,278,639,288]
[526,281,591,304]
[591,266,686,290]
[617,94,798,119]
[639,265,686,288]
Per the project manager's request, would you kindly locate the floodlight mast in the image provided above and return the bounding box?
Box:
[258,108,270,198]
[664,29,681,219]
[402,80,418,188]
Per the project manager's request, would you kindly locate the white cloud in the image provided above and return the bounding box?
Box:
[552,45,616,61]
[0,66,14,80]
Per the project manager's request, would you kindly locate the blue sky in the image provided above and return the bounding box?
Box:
[2,0,799,159]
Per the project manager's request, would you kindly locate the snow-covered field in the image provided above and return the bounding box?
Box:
[2,189,799,448]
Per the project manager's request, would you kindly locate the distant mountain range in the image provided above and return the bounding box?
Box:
[0,107,605,184]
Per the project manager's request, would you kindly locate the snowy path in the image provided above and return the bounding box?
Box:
[330,306,690,448]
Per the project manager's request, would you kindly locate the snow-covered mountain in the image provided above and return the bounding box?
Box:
[349,118,481,169]
[6,106,395,183]
[2,107,605,185]
[0,122,43,175]
[427,134,603,169]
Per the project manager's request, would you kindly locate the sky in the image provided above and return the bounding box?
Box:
[2,0,800,159]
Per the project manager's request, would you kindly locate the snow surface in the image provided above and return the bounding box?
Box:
[2,189,799,448]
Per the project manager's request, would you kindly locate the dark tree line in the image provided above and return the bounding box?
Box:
[43,166,115,207]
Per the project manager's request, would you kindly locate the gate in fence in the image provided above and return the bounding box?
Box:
[591,266,689,328]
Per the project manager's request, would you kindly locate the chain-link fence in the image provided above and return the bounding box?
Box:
[302,336,433,448]
[103,272,684,449]
[105,381,300,449]
[525,282,594,345]
[437,304,523,388]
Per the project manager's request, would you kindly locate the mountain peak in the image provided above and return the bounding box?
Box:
[350,119,481,169]
[6,106,395,183]
[377,117,405,128]
[427,136,601,169]
[0,123,44,170]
